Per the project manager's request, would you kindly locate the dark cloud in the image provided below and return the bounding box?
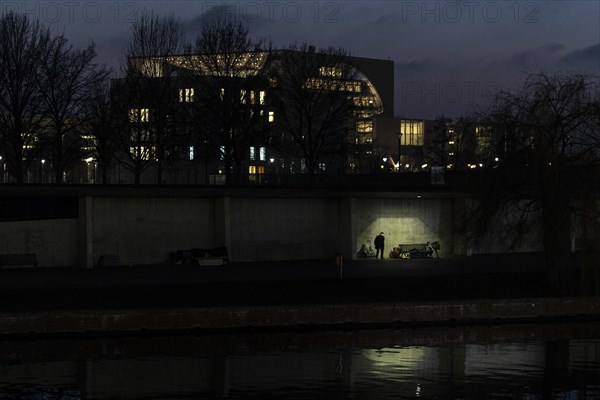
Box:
[507,43,566,69]
[69,0,598,118]
[560,43,600,72]
[182,4,275,40]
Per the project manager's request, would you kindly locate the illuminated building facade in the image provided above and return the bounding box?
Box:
[110,51,394,184]
[374,118,490,173]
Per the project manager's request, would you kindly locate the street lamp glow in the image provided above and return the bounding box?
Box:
[41,159,45,165]
[269,158,274,163]
[382,157,387,162]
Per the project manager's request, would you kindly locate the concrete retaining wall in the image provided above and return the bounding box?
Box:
[229,197,343,261]
[0,188,546,267]
[0,219,78,267]
[92,197,218,265]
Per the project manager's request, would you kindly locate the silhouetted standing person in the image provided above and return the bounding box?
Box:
[374,232,385,259]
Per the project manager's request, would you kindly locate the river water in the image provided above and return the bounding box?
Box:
[1,322,600,399]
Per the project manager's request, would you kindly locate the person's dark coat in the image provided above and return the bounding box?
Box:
[374,234,385,249]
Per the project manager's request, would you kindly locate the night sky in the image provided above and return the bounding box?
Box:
[20,0,600,119]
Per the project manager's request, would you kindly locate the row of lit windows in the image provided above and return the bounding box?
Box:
[304,78,362,93]
[247,161,326,173]
[319,66,343,78]
[353,96,376,107]
[400,120,424,146]
[357,120,373,133]
[248,165,265,174]
[240,89,266,105]
[129,146,155,160]
[178,87,267,105]
[128,107,274,124]
[249,146,266,161]
[179,88,194,103]
[129,108,150,123]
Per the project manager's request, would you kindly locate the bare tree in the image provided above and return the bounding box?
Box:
[271,43,356,185]
[39,36,108,183]
[0,12,51,183]
[475,72,600,289]
[426,115,476,170]
[83,78,118,184]
[190,18,269,186]
[117,11,184,184]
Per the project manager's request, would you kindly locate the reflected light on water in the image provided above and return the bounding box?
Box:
[1,324,600,399]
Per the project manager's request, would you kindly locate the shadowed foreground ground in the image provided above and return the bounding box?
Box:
[0,253,578,313]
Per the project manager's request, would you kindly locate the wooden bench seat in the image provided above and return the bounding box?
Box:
[170,247,230,266]
[390,241,440,259]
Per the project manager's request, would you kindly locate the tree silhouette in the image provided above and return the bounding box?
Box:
[117,12,185,184]
[40,36,108,184]
[83,78,119,184]
[475,72,600,289]
[0,12,51,183]
[189,18,269,186]
[271,44,356,185]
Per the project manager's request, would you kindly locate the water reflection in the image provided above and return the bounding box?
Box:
[1,322,600,399]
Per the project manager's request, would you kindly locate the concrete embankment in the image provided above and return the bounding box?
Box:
[2,297,599,336]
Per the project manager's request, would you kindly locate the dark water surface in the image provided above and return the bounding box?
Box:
[1,322,600,399]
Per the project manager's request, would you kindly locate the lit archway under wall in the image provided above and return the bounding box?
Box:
[352,197,455,259]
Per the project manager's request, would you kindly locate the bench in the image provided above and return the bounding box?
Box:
[390,241,440,259]
[0,253,38,268]
[169,247,230,266]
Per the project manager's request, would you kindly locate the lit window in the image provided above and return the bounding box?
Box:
[400,120,424,146]
[248,165,265,182]
[189,146,194,161]
[268,111,275,123]
[220,146,225,160]
[345,82,361,92]
[319,66,342,77]
[240,89,247,104]
[249,90,255,104]
[179,88,194,103]
[318,162,326,171]
[220,88,225,101]
[300,159,306,172]
[259,147,266,161]
[250,146,256,161]
[129,108,149,122]
[248,165,265,174]
[357,120,373,133]
[259,91,266,105]
[130,146,154,160]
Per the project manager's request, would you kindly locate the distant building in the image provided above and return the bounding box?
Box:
[373,117,495,173]
[109,51,394,184]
